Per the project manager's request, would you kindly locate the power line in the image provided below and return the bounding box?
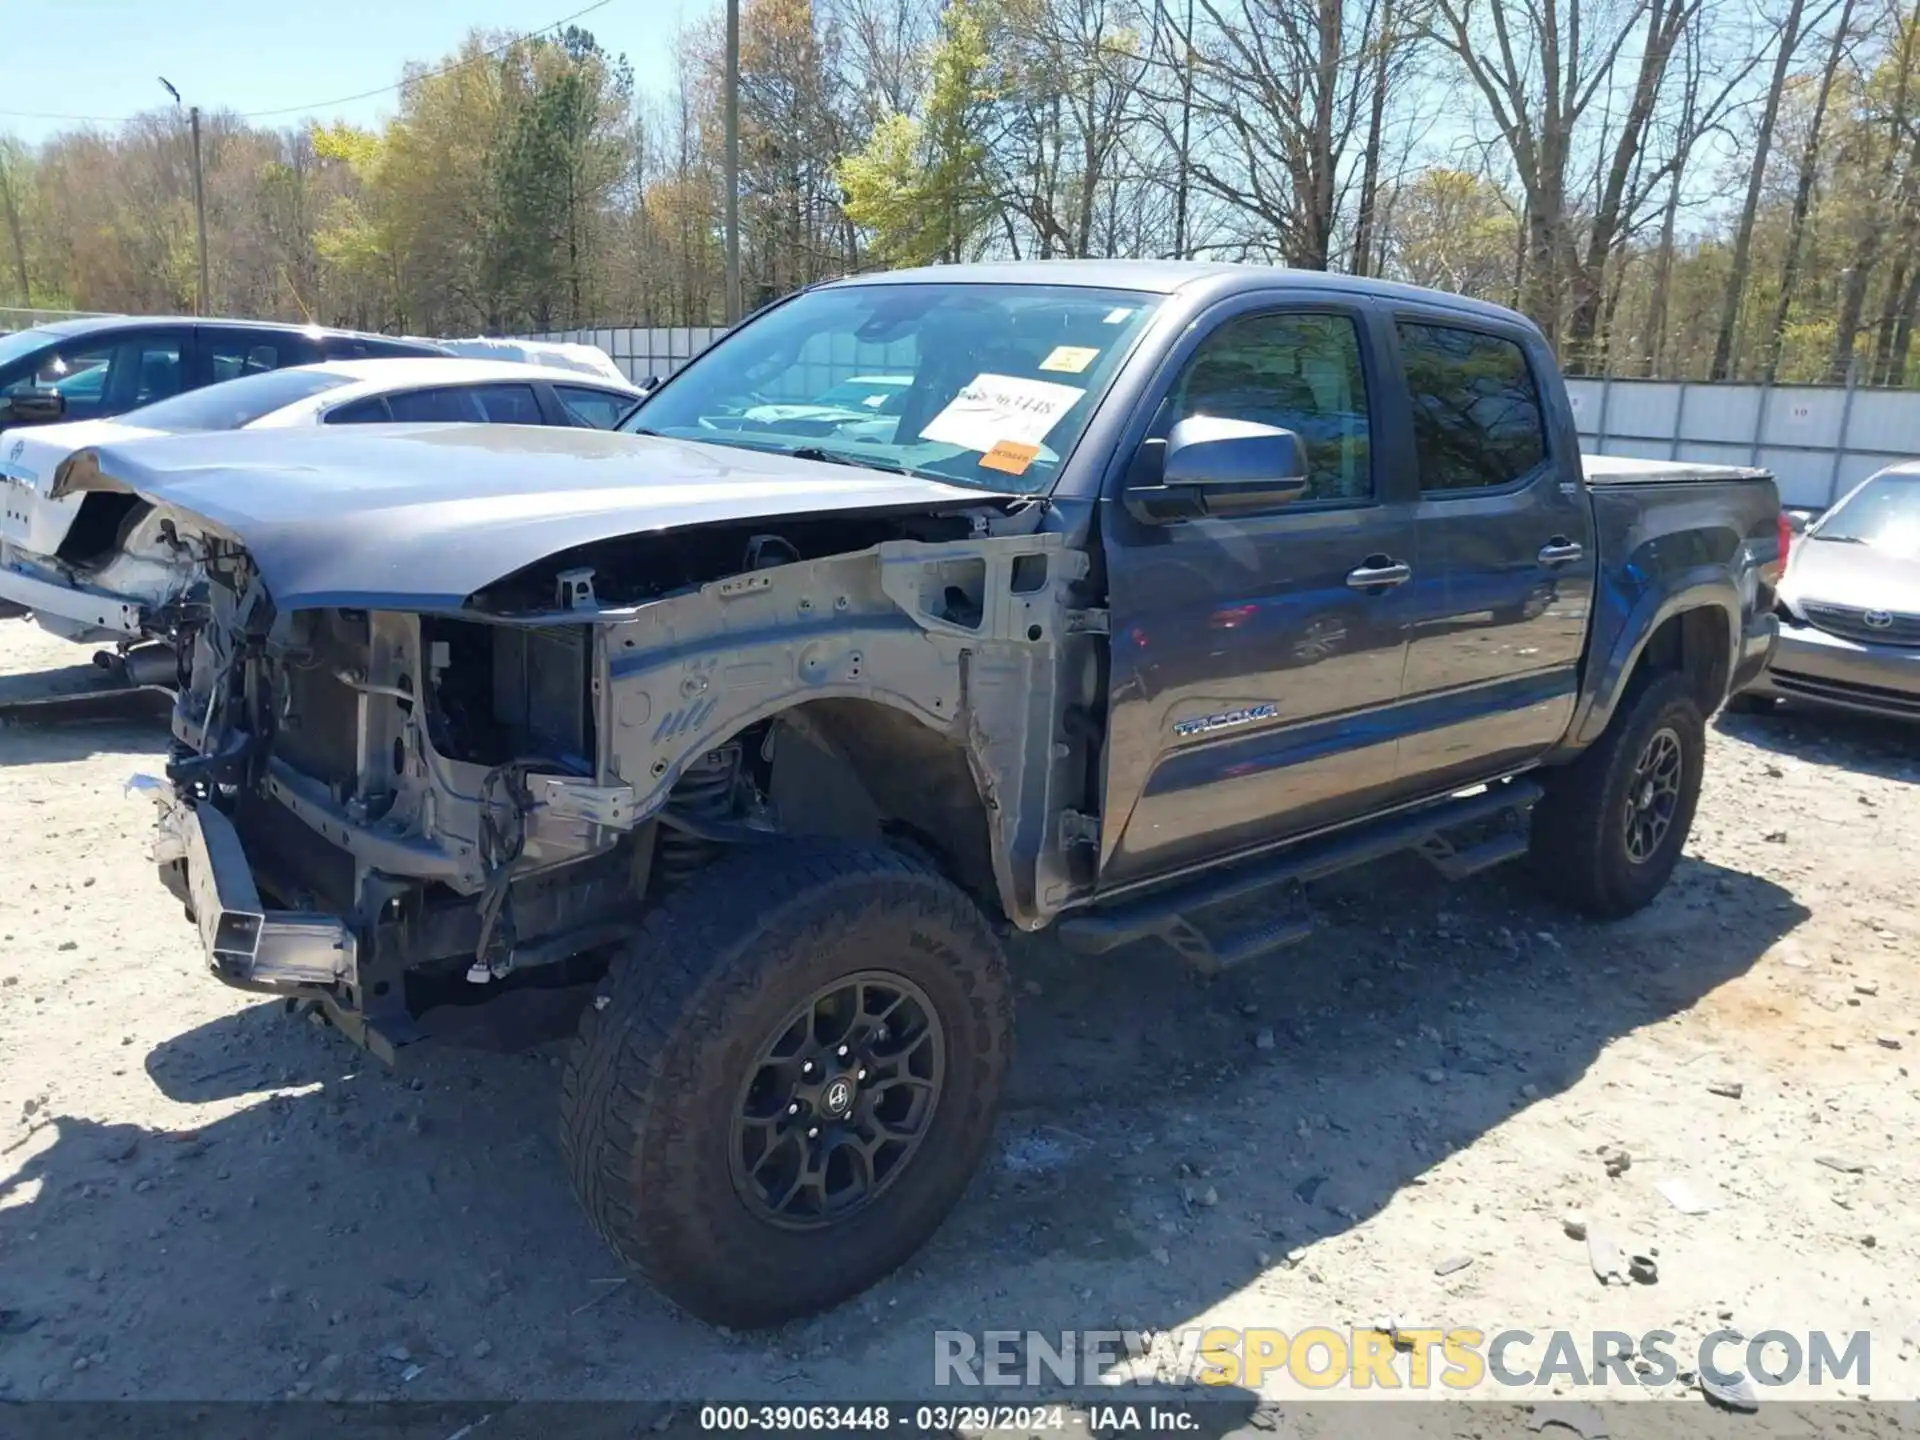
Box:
[238,0,619,118]
[0,107,131,124]
[0,0,619,129]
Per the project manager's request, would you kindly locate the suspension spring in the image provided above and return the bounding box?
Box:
[654,745,742,889]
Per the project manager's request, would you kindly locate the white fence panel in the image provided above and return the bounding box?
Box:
[1572,376,1920,509]
[517,325,730,384]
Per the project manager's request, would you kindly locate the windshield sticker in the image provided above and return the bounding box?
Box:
[1039,345,1100,375]
[918,373,1086,452]
[979,439,1041,476]
[1103,307,1135,325]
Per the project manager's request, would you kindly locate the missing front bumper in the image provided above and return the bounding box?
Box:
[159,798,358,990]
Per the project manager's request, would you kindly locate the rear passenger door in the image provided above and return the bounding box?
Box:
[1098,301,1418,887]
[1391,314,1597,794]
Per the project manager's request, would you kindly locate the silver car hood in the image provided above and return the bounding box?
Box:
[1782,534,1920,613]
[60,423,1016,612]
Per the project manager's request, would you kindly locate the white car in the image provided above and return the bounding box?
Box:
[430,336,635,388]
[0,357,640,655]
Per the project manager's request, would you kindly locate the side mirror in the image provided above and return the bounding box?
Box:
[1125,416,1311,523]
[3,388,65,425]
[635,374,662,398]
[1785,509,1813,535]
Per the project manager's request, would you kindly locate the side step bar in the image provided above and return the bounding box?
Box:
[1058,778,1543,971]
[0,659,172,724]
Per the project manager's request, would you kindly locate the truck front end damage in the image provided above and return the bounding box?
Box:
[149,508,1102,1061]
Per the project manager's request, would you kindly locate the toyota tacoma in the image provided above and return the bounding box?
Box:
[50,262,1781,1328]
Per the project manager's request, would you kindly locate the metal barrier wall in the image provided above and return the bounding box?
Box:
[1566,375,1920,510]
[518,326,728,385]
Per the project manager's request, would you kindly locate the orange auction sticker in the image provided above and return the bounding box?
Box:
[980,439,1042,475]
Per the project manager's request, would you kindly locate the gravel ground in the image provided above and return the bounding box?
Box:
[2,615,1917,1418]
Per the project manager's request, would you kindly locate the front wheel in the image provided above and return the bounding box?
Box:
[560,842,1012,1328]
[1527,672,1706,918]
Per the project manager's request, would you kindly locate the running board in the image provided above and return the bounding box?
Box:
[1058,779,1543,971]
[0,660,172,724]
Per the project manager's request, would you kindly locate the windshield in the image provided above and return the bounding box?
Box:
[1814,471,1920,559]
[622,282,1161,493]
[122,367,355,431]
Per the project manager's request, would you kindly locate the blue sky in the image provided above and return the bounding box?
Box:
[0,0,719,144]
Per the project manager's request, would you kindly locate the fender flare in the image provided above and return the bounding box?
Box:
[1564,566,1740,751]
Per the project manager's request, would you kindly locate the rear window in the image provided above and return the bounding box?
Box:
[323,336,443,360]
[122,368,354,431]
[1397,322,1548,492]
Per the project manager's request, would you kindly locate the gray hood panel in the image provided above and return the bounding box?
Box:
[70,424,1015,611]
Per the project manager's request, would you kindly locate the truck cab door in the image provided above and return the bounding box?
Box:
[1096,301,1419,890]
[1389,314,1597,794]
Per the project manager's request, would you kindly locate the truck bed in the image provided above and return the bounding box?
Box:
[1581,453,1773,487]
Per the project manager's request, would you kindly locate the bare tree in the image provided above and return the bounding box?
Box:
[1428,0,1676,345]
[1827,0,1920,381]
[0,139,30,305]
[1708,0,1816,379]
[1761,0,1859,382]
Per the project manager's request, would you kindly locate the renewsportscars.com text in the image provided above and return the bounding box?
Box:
[933,1327,1871,1391]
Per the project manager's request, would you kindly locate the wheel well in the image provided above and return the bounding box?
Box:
[761,699,999,909]
[1629,607,1731,715]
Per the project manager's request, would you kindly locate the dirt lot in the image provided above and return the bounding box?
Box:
[1,615,1917,1414]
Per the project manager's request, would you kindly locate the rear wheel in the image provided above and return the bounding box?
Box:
[1528,672,1706,918]
[560,842,1012,1328]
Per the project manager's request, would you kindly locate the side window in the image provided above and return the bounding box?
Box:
[554,385,632,429]
[1396,321,1547,492]
[466,384,544,425]
[126,335,186,407]
[385,387,486,423]
[1167,312,1372,503]
[4,332,187,419]
[3,342,116,421]
[323,337,435,360]
[206,332,313,381]
[323,396,394,425]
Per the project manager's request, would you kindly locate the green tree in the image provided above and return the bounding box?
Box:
[839,0,997,265]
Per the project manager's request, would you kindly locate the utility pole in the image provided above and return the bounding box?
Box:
[1164,0,1195,259]
[159,78,211,316]
[189,107,210,315]
[724,0,742,325]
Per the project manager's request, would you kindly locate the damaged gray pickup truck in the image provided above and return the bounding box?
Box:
[56,262,1781,1327]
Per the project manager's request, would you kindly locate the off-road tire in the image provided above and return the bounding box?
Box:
[1527,671,1706,919]
[559,842,1012,1328]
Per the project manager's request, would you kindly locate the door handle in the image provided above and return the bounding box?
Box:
[1346,558,1412,590]
[1538,538,1585,566]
